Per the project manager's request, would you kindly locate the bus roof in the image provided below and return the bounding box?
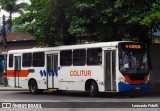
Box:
[8,41,132,54]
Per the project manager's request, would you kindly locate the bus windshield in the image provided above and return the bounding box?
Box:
[119,43,149,74]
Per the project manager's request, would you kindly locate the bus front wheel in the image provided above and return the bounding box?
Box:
[89,81,98,97]
[29,80,39,94]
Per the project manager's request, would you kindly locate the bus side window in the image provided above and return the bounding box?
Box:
[9,54,13,67]
[73,49,86,66]
[22,53,32,67]
[87,48,102,65]
[33,52,45,67]
[60,50,72,66]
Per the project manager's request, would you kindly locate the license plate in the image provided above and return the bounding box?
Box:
[135,87,140,90]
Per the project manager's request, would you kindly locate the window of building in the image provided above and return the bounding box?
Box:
[87,48,102,65]
[9,54,13,67]
[60,50,72,66]
[33,52,45,67]
[22,53,32,67]
[73,49,86,66]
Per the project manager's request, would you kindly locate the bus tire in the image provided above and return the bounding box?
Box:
[29,80,38,94]
[89,81,98,97]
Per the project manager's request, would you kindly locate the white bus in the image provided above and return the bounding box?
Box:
[7,41,150,96]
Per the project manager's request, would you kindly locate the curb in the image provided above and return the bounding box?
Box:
[0,86,28,91]
[0,89,28,91]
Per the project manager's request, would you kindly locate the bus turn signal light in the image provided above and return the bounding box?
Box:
[119,77,127,84]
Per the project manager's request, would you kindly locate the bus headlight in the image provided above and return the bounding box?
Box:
[119,77,127,84]
[145,75,150,83]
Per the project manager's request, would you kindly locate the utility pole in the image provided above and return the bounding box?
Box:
[2,15,7,86]
[2,15,7,48]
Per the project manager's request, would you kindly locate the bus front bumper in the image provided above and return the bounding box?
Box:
[118,82,150,92]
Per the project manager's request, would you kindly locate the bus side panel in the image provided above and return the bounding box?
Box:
[7,54,15,87]
[7,70,14,87]
[7,77,14,87]
[58,66,105,92]
[37,80,47,89]
[59,82,74,90]
[21,67,47,90]
[30,67,47,89]
[21,79,28,89]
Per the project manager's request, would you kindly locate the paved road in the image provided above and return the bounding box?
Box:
[0,90,160,111]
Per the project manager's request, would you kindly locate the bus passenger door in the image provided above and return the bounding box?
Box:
[47,54,58,89]
[104,51,116,91]
[14,56,21,87]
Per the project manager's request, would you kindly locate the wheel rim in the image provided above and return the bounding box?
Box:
[90,85,94,95]
[30,83,36,92]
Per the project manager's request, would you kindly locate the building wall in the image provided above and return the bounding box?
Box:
[150,44,160,87]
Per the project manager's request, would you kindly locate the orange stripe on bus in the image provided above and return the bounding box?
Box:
[7,70,29,77]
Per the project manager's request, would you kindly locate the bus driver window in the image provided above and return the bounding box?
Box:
[120,52,137,73]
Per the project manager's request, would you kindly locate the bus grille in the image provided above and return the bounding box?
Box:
[128,75,146,80]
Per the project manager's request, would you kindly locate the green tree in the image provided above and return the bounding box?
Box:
[0,0,27,32]
[14,0,76,46]
[69,0,118,42]
[45,0,76,45]
[14,0,160,46]
[113,0,160,45]
[69,0,160,45]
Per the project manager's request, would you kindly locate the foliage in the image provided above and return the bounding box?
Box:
[0,0,27,31]
[113,0,160,44]
[14,0,76,46]
[69,0,160,45]
[14,0,160,46]
[0,0,27,13]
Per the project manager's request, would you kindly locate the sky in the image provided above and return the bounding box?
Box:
[0,0,30,17]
